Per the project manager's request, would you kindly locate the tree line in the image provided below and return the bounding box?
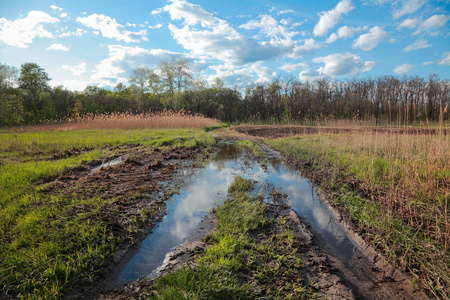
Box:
[0,59,448,127]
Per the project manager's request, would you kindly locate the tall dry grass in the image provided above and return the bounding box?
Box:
[32,110,220,131]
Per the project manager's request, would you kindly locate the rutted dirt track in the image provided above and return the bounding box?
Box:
[232,125,448,139]
[40,139,430,299]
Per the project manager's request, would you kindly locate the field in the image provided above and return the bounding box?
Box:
[236,125,449,298]
[0,119,448,299]
[0,113,218,299]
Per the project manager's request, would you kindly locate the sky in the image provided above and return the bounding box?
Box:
[0,0,449,91]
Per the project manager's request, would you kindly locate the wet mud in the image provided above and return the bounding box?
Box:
[50,140,429,299]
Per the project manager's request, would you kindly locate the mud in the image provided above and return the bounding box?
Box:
[40,144,213,299]
[53,140,429,299]
[233,125,448,139]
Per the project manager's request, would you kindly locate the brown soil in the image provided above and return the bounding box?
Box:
[38,144,214,299]
[232,125,448,139]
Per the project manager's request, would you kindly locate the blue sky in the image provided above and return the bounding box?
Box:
[1,0,449,90]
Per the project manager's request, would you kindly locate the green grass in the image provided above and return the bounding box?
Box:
[0,128,216,299]
[235,140,266,161]
[266,134,449,299]
[147,176,311,299]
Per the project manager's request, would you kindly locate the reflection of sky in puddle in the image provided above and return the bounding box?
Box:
[119,143,354,283]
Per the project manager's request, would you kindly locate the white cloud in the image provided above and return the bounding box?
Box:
[0,11,59,48]
[326,25,366,43]
[91,45,180,87]
[313,0,355,37]
[60,12,67,18]
[47,43,69,51]
[279,62,308,72]
[239,14,298,40]
[152,0,216,27]
[397,17,420,29]
[156,1,296,66]
[403,39,430,52]
[393,63,412,75]
[413,14,450,35]
[422,61,433,66]
[62,62,87,76]
[149,24,162,29]
[76,14,148,43]
[278,10,295,15]
[312,52,375,77]
[290,38,321,58]
[59,28,88,37]
[438,52,450,66]
[209,62,275,86]
[50,5,63,11]
[352,26,388,51]
[393,0,428,20]
[299,69,321,81]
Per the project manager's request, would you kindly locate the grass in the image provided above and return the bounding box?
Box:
[0,127,216,299]
[235,140,266,161]
[266,131,449,299]
[146,176,312,299]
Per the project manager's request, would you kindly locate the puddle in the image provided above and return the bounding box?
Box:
[111,142,360,287]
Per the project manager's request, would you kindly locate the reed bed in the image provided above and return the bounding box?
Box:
[267,130,449,298]
[33,110,220,131]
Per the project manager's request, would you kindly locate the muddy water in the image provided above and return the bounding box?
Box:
[112,142,362,288]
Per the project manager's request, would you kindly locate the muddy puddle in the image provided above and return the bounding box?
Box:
[98,141,424,299]
[107,144,353,282]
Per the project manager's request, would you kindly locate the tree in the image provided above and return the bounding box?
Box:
[130,66,150,112]
[19,63,51,120]
[0,64,20,126]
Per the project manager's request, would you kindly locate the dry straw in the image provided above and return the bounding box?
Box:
[33,110,220,131]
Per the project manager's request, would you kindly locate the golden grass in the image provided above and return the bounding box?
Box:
[32,110,220,131]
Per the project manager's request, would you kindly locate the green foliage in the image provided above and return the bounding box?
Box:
[0,128,216,299]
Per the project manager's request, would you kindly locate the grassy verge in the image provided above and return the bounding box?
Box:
[146,176,312,299]
[266,132,449,299]
[235,140,266,161]
[0,128,216,299]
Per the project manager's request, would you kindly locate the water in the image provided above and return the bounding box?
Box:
[91,156,124,173]
[116,142,355,284]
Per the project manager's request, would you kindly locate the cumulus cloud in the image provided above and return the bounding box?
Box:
[352,26,388,51]
[149,24,162,29]
[47,43,69,51]
[50,5,63,11]
[290,38,321,58]
[313,0,355,37]
[154,0,298,66]
[393,63,412,75]
[91,45,180,87]
[239,14,298,40]
[313,53,375,77]
[209,62,276,85]
[0,11,59,48]
[76,14,148,43]
[438,52,450,66]
[397,17,420,29]
[300,53,374,81]
[62,62,87,76]
[151,0,216,27]
[413,14,450,35]
[403,39,430,52]
[393,0,428,20]
[279,62,308,72]
[326,25,367,43]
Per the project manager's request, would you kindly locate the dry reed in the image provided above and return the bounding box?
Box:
[32,110,220,131]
